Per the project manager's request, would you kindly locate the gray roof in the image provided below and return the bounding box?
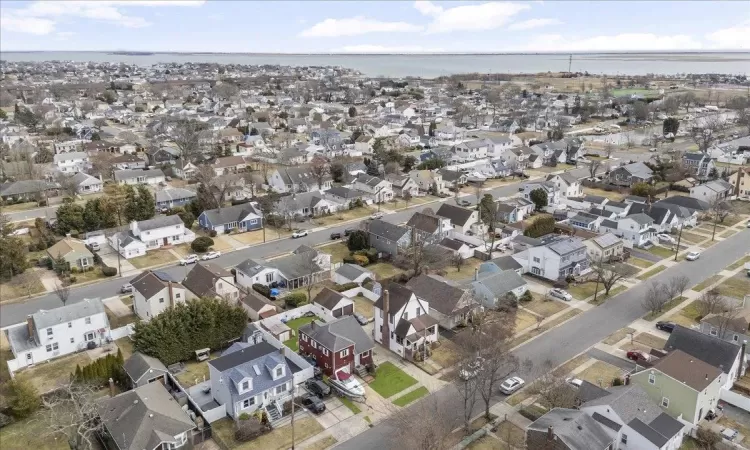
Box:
[469,270,527,297]
[33,298,105,331]
[488,255,523,271]
[0,179,58,196]
[131,270,183,299]
[113,168,165,181]
[626,213,654,226]
[617,162,653,179]
[326,186,364,199]
[155,187,197,203]
[655,195,709,212]
[98,382,195,450]
[407,275,468,316]
[601,218,618,229]
[547,237,586,255]
[570,212,598,224]
[368,219,410,241]
[528,408,612,450]
[335,263,370,281]
[53,151,88,163]
[237,249,325,281]
[208,341,293,401]
[591,233,622,248]
[629,419,669,447]
[200,203,261,226]
[312,288,351,311]
[406,212,440,234]
[664,325,741,374]
[648,413,684,440]
[582,384,661,425]
[123,352,169,383]
[70,172,101,187]
[435,203,474,227]
[583,194,608,204]
[182,263,233,298]
[591,412,622,432]
[299,315,374,354]
[354,173,385,187]
[374,283,418,321]
[439,237,466,251]
[137,214,183,231]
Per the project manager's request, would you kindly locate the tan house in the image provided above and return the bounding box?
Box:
[729,166,750,198]
[46,237,94,270]
[182,263,240,301]
[583,232,625,262]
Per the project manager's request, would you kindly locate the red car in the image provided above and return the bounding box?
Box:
[626,350,651,362]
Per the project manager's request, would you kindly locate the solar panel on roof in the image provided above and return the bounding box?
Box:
[153,270,178,282]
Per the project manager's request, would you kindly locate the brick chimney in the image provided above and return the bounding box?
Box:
[740,340,747,381]
[26,316,34,340]
[547,425,554,442]
[108,377,115,397]
[381,290,390,349]
[168,281,175,308]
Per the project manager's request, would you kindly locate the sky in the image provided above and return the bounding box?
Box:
[1,0,749,53]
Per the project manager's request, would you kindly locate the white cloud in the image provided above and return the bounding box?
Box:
[300,17,423,37]
[1,0,206,34]
[336,44,444,53]
[415,1,530,33]
[520,33,702,52]
[508,18,562,31]
[705,24,750,49]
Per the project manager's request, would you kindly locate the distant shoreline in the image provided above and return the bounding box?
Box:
[1,50,748,56]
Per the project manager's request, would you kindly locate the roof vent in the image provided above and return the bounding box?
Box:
[253,365,261,375]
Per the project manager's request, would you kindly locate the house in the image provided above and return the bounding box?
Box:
[54,151,90,174]
[630,350,723,425]
[276,190,345,218]
[0,179,59,202]
[407,275,479,330]
[234,247,331,291]
[298,315,374,376]
[312,288,354,318]
[599,214,656,248]
[114,168,166,185]
[240,291,279,321]
[699,307,750,350]
[46,237,94,271]
[583,233,625,262]
[728,167,750,198]
[125,215,194,252]
[546,172,583,199]
[495,201,522,224]
[521,181,561,209]
[439,168,469,189]
[373,285,439,359]
[98,382,196,450]
[527,408,614,450]
[268,167,333,193]
[111,153,147,170]
[53,140,83,154]
[579,383,686,450]
[608,162,654,187]
[354,135,375,153]
[452,139,489,162]
[197,202,263,235]
[385,173,420,198]
[464,267,528,308]
[682,152,716,179]
[567,212,602,232]
[409,169,445,193]
[155,187,197,210]
[207,340,312,420]
[484,256,524,275]
[210,155,249,176]
[664,325,746,391]
[130,270,186,321]
[172,160,199,180]
[183,263,239,301]
[122,352,169,388]
[351,174,394,203]
[435,203,479,235]
[406,211,451,242]
[438,237,474,259]
[69,172,103,195]
[627,203,674,233]
[5,298,110,369]
[332,264,374,286]
[512,236,590,281]
[689,179,733,203]
[367,219,411,256]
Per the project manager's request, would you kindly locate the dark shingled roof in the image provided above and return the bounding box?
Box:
[407,274,467,316]
[312,288,350,311]
[368,219,410,241]
[182,263,233,298]
[406,212,440,234]
[664,325,741,375]
[435,203,474,227]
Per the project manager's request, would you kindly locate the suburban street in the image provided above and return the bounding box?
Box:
[337,227,750,449]
[0,167,594,328]
[3,204,62,223]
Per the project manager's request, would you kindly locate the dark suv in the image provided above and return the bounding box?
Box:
[306,379,331,397]
[301,394,326,414]
[330,232,342,240]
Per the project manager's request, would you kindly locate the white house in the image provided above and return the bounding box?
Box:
[54,151,90,174]
[113,168,166,185]
[6,298,110,369]
[130,270,187,321]
[234,247,331,291]
[409,169,446,193]
[452,139,489,162]
[689,180,733,204]
[70,172,103,195]
[183,263,240,301]
[511,236,591,281]
[372,285,439,359]
[350,174,394,203]
[545,172,582,199]
[109,215,195,259]
[53,139,85,154]
[599,213,656,248]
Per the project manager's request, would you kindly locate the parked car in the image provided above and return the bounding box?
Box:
[330,232,342,240]
[120,283,134,294]
[549,288,573,301]
[685,251,701,261]
[301,394,326,414]
[292,229,309,239]
[344,228,356,236]
[458,200,472,207]
[499,377,525,395]
[306,379,331,397]
[459,357,485,380]
[89,242,100,252]
[626,350,651,362]
[179,254,199,265]
[655,321,676,333]
[656,233,676,244]
[353,313,368,325]
[201,251,221,261]
[566,378,583,388]
[370,212,384,220]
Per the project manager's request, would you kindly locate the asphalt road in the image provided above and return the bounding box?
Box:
[337,228,750,449]
[4,204,61,223]
[0,167,593,328]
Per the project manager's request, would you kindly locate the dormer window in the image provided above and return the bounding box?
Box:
[276,367,283,378]
[242,380,249,391]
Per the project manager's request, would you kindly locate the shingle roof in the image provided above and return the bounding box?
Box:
[591,233,622,248]
[547,237,586,255]
[334,263,370,281]
[469,270,527,298]
[182,263,233,298]
[33,298,105,331]
[664,325,740,375]
[208,341,293,400]
[123,352,168,383]
[155,188,197,203]
[374,283,416,320]
[299,315,374,354]
[368,219,410,241]
[137,214,183,231]
[407,275,467,316]
[312,288,350,311]
[528,408,612,450]
[652,349,722,391]
[201,203,261,226]
[407,212,440,234]
[131,270,183,299]
[113,168,165,181]
[435,203,474,227]
[488,256,523,271]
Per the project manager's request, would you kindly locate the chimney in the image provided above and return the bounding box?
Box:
[130,220,139,235]
[474,267,479,281]
[740,340,747,381]
[108,377,115,397]
[547,425,554,442]
[625,374,630,385]
[26,316,34,340]
[382,290,390,349]
[279,347,285,357]
[168,281,175,308]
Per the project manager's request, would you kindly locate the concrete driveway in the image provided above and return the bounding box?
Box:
[98,244,136,276]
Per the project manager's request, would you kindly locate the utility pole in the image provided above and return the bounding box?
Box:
[674,224,684,261]
[568,54,573,74]
[592,252,604,304]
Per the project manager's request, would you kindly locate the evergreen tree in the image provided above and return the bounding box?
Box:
[123,185,140,222]
[136,185,156,220]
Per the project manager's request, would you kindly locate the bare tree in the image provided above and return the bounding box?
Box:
[641,281,669,316]
[195,165,242,210]
[56,173,79,198]
[309,156,330,190]
[300,252,324,300]
[53,281,71,306]
[692,115,725,153]
[603,143,615,159]
[592,262,628,296]
[530,359,580,407]
[391,393,461,450]
[169,119,205,166]
[41,382,107,450]
[212,81,239,100]
[587,159,601,179]
[16,272,40,298]
[623,132,635,149]
[89,152,117,179]
[668,275,690,300]
[397,227,450,276]
[706,197,732,241]
[698,287,725,318]
[451,253,465,272]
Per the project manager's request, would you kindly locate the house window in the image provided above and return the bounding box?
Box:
[403,312,408,321]
[68,322,72,328]
[275,367,283,377]
[275,384,286,394]
[661,397,669,408]
[159,297,164,303]
[70,338,74,343]
[85,317,91,325]
[621,434,627,444]
[176,293,181,299]
[734,335,740,342]
[311,341,317,349]
[265,273,273,283]
[648,373,655,384]
[242,381,249,391]
[341,349,349,358]
[45,342,59,352]
[218,282,223,289]
[85,332,95,341]
[710,327,718,336]
[533,257,540,263]
[242,397,255,409]
[301,334,307,342]
[47,328,53,336]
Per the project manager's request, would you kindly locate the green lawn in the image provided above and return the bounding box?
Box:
[637,265,666,280]
[368,262,405,280]
[368,361,418,399]
[719,275,750,299]
[392,386,429,407]
[646,246,675,259]
[212,417,323,450]
[692,275,723,292]
[727,255,750,271]
[567,282,601,300]
[318,242,351,263]
[628,257,654,269]
[282,316,319,352]
[128,250,177,269]
[339,396,362,414]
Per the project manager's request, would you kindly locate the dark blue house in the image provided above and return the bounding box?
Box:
[197,203,264,235]
[155,188,197,210]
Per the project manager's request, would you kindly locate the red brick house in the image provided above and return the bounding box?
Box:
[298,316,374,376]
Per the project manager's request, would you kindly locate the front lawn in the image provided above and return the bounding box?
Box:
[578,361,623,386]
[692,275,723,292]
[637,265,665,280]
[643,296,687,321]
[646,246,675,259]
[627,257,654,269]
[515,310,540,332]
[430,338,463,369]
[69,267,106,285]
[567,281,601,300]
[523,293,567,318]
[311,207,376,227]
[392,386,429,407]
[318,242,351,263]
[128,250,177,269]
[0,271,45,302]
[507,308,581,349]
[727,255,750,271]
[368,361,418,399]
[634,332,667,349]
[602,327,636,346]
[212,417,323,450]
[282,316,319,352]
[667,301,703,328]
[719,275,750,299]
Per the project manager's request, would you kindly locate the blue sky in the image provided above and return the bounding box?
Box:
[1,1,748,53]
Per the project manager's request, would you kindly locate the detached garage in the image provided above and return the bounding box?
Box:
[313,288,354,318]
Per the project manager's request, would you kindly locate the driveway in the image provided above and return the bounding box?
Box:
[586,348,639,371]
[98,244,136,276]
[629,248,663,263]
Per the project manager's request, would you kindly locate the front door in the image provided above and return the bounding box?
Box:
[163,237,168,246]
